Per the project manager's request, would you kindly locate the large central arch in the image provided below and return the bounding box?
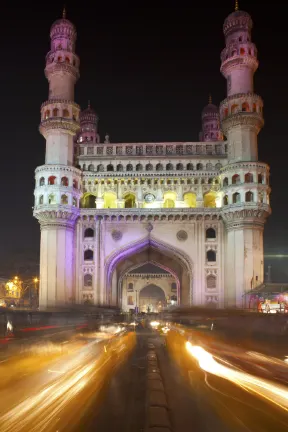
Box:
[104,236,193,307]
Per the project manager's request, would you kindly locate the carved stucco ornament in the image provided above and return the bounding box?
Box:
[176,230,188,241]
[111,230,123,241]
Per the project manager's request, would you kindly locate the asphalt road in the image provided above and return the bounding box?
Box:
[0,328,288,432]
[77,328,288,432]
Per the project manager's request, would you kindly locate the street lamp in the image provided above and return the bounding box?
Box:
[33,278,39,306]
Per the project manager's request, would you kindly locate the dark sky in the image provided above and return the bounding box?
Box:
[0,1,287,279]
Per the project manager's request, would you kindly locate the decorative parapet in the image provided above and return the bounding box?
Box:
[76,141,227,159]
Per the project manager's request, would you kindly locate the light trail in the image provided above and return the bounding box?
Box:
[186,341,288,412]
[0,338,108,432]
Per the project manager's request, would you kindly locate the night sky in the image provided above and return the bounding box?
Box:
[0,1,286,279]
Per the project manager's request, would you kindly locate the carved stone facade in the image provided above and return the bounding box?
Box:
[34,6,271,310]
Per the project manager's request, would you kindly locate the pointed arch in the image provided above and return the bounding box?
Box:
[105,236,193,306]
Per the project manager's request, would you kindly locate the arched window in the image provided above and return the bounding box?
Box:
[206,228,216,240]
[48,175,56,185]
[166,163,173,170]
[207,275,216,289]
[52,108,59,117]
[233,192,241,203]
[223,177,229,186]
[258,174,263,184]
[72,197,77,207]
[196,163,203,170]
[117,164,123,172]
[215,163,222,170]
[184,192,196,208]
[253,103,257,112]
[156,163,163,171]
[245,173,253,183]
[88,164,94,171]
[245,191,253,202]
[145,163,153,171]
[232,174,240,184]
[223,195,229,206]
[240,47,245,55]
[61,176,69,186]
[171,282,177,291]
[84,249,94,261]
[186,163,193,171]
[73,179,78,189]
[231,104,238,114]
[128,283,133,291]
[44,110,50,119]
[136,163,143,171]
[48,194,56,204]
[206,163,213,170]
[126,164,133,171]
[107,164,114,172]
[124,194,136,208]
[207,250,216,262]
[61,194,68,205]
[65,57,70,64]
[39,195,44,205]
[84,228,94,238]
[231,49,237,56]
[97,164,104,172]
[39,177,45,186]
[176,163,183,170]
[242,102,249,112]
[81,194,96,209]
[57,56,62,62]
[62,109,69,118]
[84,274,92,287]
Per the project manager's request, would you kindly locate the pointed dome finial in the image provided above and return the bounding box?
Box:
[235,0,239,11]
[208,94,212,104]
[62,5,66,19]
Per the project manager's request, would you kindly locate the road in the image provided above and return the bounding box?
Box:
[0,326,288,431]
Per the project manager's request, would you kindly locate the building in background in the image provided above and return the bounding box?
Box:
[33,4,271,310]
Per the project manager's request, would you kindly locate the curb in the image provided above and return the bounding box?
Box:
[145,340,172,431]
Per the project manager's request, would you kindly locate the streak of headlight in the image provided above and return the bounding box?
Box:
[0,338,107,432]
[186,342,288,412]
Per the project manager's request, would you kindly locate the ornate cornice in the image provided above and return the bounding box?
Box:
[220,93,263,107]
[34,206,79,227]
[221,112,264,135]
[45,62,79,80]
[80,208,222,222]
[220,161,269,174]
[220,55,258,76]
[222,205,271,231]
[35,164,82,176]
[39,118,80,137]
[41,99,81,110]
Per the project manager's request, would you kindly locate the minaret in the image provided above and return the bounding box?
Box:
[219,3,271,307]
[220,1,263,162]
[77,102,100,144]
[33,10,82,308]
[199,95,223,141]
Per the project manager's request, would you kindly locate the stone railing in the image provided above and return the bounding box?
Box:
[77,141,227,158]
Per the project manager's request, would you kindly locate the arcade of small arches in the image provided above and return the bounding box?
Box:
[222,172,266,187]
[80,190,218,209]
[221,98,263,120]
[80,161,223,173]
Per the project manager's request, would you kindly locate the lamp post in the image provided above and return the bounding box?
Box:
[33,278,39,307]
[135,289,138,318]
